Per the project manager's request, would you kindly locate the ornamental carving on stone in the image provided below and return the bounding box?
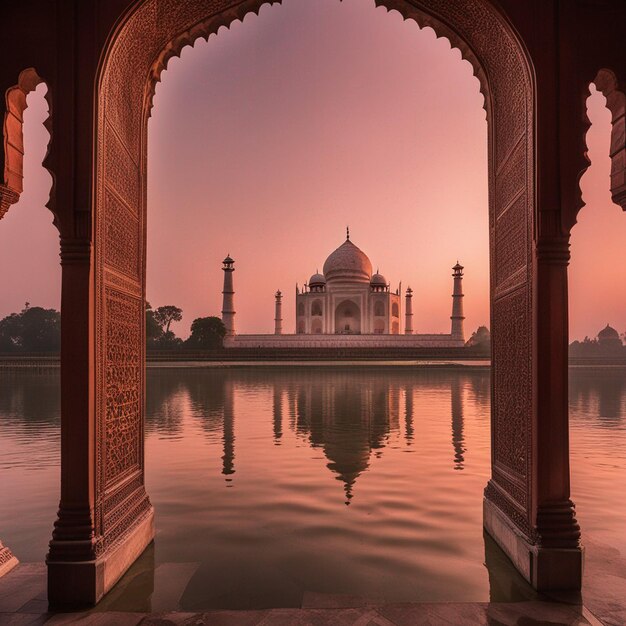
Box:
[95,0,536,549]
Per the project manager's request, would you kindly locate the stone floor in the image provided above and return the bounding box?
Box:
[0,561,610,626]
[1,531,626,626]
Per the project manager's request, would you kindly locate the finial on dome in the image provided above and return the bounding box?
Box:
[346,226,350,240]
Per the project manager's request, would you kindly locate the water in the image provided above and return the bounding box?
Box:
[0,366,625,610]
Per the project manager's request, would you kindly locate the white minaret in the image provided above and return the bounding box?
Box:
[451,262,465,342]
[274,290,283,335]
[405,287,414,334]
[221,255,236,336]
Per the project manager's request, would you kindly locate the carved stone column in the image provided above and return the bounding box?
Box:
[0,184,19,221]
[47,236,155,607]
[47,238,99,604]
[532,236,582,588]
[484,235,582,590]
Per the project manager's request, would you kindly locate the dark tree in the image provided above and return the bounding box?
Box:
[465,325,491,352]
[146,302,163,344]
[185,316,226,349]
[153,330,183,350]
[153,305,183,334]
[0,303,61,352]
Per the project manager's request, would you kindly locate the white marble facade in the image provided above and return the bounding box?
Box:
[295,235,402,336]
[222,232,465,349]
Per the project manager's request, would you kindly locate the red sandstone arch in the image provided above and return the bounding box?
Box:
[593,69,626,210]
[0,69,51,220]
[44,0,585,605]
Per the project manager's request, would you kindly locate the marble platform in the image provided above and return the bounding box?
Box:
[1,529,625,626]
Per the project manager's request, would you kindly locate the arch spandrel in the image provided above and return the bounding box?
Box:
[89,0,562,598]
[0,68,55,222]
[594,69,626,210]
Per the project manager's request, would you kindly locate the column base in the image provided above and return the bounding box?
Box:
[47,506,154,608]
[484,497,583,591]
[0,542,19,578]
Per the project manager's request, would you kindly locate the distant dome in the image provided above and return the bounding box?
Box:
[323,238,372,283]
[309,272,326,287]
[598,324,619,340]
[370,272,387,286]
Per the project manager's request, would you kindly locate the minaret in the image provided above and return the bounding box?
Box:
[451,262,465,342]
[405,287,414,334]
[274,290,283,335]
[221,255,235,336]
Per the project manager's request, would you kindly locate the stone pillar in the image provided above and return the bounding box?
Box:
[0,540,18,577]
[221,256,236,336]
[404,287,413,334]
[483,235,582,591]
[47,235,155,607]
[47,238,99,602]
[274,290,283,335]
[533,237,581,586]
[450,263,465,342]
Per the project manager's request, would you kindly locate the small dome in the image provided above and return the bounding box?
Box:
[598,324,619,339]
[370,272,387,286]
[323,238,372,283]
[309,272,326,286]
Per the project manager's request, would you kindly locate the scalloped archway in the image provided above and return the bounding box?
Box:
[0,69,51,220]
[594,69,626,209]
[45,0,585,606]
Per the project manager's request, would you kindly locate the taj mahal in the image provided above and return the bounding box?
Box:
[221,229,466,349]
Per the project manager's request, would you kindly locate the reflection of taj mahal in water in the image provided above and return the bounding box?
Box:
[221,229,466,348]
[144,369,475,505]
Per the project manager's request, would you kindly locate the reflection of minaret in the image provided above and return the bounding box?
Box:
[274,290,283,335]
[405,287,414,334]
[222,379,235,477]
[221,255,236,336]
[273,385,283,443]
[451,377,465,470]
[287,385,297,432]
[451,262,465,342]
[289,372,401,505]
[405,384,414,445]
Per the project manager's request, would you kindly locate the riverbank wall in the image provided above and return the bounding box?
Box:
[2,350,626,370]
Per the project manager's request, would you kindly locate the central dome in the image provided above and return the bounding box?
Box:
[323,238,372,283]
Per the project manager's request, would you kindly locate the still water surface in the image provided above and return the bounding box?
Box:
[0,367,625,609]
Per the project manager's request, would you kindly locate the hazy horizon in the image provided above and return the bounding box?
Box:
[0,0,623,341]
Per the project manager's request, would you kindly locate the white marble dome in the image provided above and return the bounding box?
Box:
[370,272,387,286]
[309,272,326,286]
[323,239,372,283]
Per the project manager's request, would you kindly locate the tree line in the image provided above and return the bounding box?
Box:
[0,302,226,352]
[1,304,623,355]
[146,303,225,350]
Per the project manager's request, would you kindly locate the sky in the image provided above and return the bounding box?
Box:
[0,0,623,340]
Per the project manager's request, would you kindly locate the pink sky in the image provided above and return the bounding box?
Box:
[0,0,623,340]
